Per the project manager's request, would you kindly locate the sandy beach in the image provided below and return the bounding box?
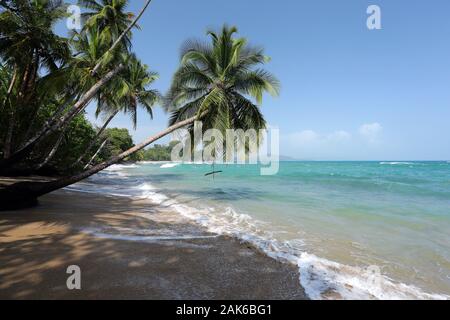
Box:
[0,189,307,300]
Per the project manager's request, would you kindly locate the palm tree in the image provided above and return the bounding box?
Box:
[73,55,160,167]
[0,0,70,158]
[0,25,279,209]
[80,0,134,49]
[0,0,151,170]
[33,124,69,171]
[108,54,160,128]
[30,27,124,171]
[165,25,279,155]
[83,0,154,76]
[0,0,69,81]
[68,29,113,94]
[0,61,125,171]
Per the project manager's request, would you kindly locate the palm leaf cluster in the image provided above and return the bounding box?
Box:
[0,0,70,70]
[80,0,134,49]
[97,54,160,128]
[0,0,282,204]
[165,25,279,156]
[0,0,159,170]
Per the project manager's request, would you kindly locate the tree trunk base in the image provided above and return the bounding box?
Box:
[0,191,38,210]
[0,182,41,211]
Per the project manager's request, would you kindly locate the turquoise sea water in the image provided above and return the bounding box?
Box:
[69,161,450,299]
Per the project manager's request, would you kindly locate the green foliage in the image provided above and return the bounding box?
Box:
[141,142,178,161]
[97,53,160,128]
[51,114,98,170]
[0,0,70,70]
[98,127,134,160]
[0,0,160,174]
[0,0,276,177]
[80,0,134,51]
[0,91,97,173]
[166,25,279,157]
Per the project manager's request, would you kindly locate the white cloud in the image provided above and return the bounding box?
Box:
[282,123,384,159]
[283,129,352,159]
[359,122,383,143]
[327,130,352,142]
[286,129,351,146]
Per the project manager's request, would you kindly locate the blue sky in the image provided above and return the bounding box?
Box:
[62,0,450,160]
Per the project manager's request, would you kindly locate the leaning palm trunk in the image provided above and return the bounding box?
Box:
[33,124,70,171]
[0,64,124,171]
[83,138,109,169]
[72,110,118,167]
[0,114,198,210]
[23,97,74,144]
[91,0,153,76]
[34,133,64,171]
[2,68,18,158]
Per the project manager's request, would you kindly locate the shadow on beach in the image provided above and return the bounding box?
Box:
[0,190,307,300]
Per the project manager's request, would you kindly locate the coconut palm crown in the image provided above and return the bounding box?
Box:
[96,54,160,129]
[165,25,280,143]
[80,0,135,51]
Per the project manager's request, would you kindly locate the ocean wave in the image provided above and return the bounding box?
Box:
[133,184,448,299]
[160,163,180,168]
[104,164,139,170]
[164,202,447,299]
[67,164,449,300]
[296,253,447,300]
[138,161,168,164]
[379,162,414,165]
[137,183,155,191]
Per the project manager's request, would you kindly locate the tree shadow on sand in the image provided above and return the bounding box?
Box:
[0,191,307,300]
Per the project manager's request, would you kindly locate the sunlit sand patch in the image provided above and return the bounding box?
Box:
[0,222,69,243]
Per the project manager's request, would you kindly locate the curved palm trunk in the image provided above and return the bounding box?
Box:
[72,110,118,167]
[0,114,198,210]
[91,0,153,76]
[3,56,40,160]
[83,138,109,169]
[23,97,73,143]
[34,125,69,171]
[0,64,124,171]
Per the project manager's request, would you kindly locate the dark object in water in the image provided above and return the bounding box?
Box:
[204,170,222,177]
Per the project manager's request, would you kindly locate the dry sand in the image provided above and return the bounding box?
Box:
[0,190,307,299]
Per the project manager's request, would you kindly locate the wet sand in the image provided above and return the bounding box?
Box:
[0,190,307,299]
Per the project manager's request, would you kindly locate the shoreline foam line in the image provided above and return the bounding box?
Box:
[66,164,449,300]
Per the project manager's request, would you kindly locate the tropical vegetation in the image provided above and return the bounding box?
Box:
[0,0,278,210]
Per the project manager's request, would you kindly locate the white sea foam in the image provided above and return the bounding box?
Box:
[296,252,448,300]
[160,163,180,168]
[138,161,169,164]
[379,162,414,165]
[133,186,449,299]
[164,202,448,300]
[68,163,449,300]
[102,164,138,177]
[137,183,155,191]
[104,164,138,170]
